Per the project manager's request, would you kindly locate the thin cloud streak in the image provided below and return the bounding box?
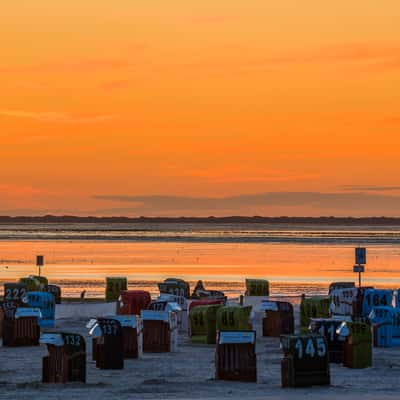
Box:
[93,192,400,214]
[342,185,400,192]
[0,110,114,123]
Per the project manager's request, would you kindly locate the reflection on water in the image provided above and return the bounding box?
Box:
[0,240,400,298]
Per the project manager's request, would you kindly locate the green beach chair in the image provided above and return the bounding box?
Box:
[339,321,372,369]
[245,279,269,296]
[190,304,222,344]
[300,296,330,330]
[216,306,252,331]
[105,277,128,302]
[19,276,47,292]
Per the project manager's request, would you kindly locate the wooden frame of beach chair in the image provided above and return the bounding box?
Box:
[1,302,40,347]
[141,310,178,353]
[262,301,294,337]
[215,331,257,382]
[98,315,143,359]
[280,335,330,388]
[95,318,124,369]
[342,322,372,369]
[42,333,86,383]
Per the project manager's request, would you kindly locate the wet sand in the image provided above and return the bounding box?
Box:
[1,307,400,399]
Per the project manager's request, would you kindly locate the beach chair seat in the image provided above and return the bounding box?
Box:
[215,331,257,382]
[141,310,178,352]
[280,335,330,387]
[105,277,127,302]
[88,318,124,369]
[119,290,151,315]
[41,332,86,383]
[261,301,294,337]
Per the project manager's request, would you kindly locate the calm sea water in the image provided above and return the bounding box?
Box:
[1,222,400,298]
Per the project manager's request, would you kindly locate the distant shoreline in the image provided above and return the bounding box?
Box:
[1,215,400,225]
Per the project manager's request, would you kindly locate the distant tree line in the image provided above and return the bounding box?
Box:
[0,215,399,225]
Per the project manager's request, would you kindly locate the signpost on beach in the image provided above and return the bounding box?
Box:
[36,255,44,277]
[354,248,366,287]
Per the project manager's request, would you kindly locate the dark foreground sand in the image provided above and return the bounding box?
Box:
[1,308,400,399]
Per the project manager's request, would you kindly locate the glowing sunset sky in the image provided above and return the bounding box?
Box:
[1,1,399,216]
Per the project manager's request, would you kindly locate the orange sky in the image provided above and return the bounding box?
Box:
[1,1,400,216]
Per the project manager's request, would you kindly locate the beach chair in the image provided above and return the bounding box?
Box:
[395,289,400,309]
[188,299,225,336]
[216,306,252,331]
[188,299,225,312]
[309,318,345,363]
[261,301,294,337]
[190,304,222,344]
[19,276,42,292]
[157,294,189,332]
[191,280,225,300]
[119,290,151,315]
[215,330,257,382]
[158,278,190,299]
[245,279,269,296]
[141,310,178,352]
[369,306,400,347]
[330,286,380,321]
[1,302,41,347]
[46,285,62,304]
[41,332,86,383]
[361,289,393,318]
[105,277,127,302]
[27,291,55,328]
[328,281,355,295]
[29,275,48,290]
[101,315,143,358]
[3,283,27,306]
[88,317,124,369]
[280,335,330,387]
[337,321,372,368]
[300,296,330,330]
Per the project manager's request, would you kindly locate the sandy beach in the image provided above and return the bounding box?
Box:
[2,305,400,400]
